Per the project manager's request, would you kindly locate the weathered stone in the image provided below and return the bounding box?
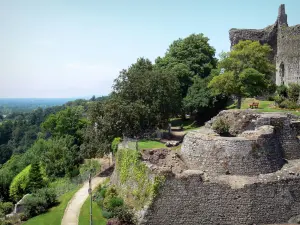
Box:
[112,110,300,225]
[229,4,300,85]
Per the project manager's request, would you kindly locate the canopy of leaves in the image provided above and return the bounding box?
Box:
[9,165,31,201]
[209,41,275,108]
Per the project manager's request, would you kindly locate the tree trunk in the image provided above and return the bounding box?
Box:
[237,96,242,109]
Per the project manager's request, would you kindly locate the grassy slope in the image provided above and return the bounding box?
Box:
[78,196,106,225]
[23,188,79,225]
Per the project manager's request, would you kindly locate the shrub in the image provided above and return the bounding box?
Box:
[105,197,124,211]
[279,99,299,109]
[23,188,57,219]
[0,202,14,215]
[102,209,114,219]
[276,84,288,97]
[9,165,31,201]
[113,205,136,225]
[212,118,230,136]
[274,94,285,105]
[288,83,300,102]
[111,137,122,154]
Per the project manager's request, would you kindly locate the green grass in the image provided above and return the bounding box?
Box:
[138,140,165,149]
[170,118,198,130]
[23,187,79,225]
[227,98,300,116]
[78,196,107,225]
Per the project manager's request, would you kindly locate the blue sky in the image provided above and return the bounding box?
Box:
[0,0,299,98]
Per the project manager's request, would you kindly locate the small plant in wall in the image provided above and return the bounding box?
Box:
[212,118,230,136]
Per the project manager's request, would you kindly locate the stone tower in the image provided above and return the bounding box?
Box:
[229,4,300,85]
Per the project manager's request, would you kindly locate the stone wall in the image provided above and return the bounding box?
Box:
[229,4,300,85]
[141,172,300,225]
[180,126,284,176]
[276,24,300,85]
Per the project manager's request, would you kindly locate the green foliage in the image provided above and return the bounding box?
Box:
[276,85,288,97]
[23,188,78,225]
[111,137,121,154]
[274,94,285,105]
[112,58,182,135]
[112,205,137,225]
[79,159,101,177]
[40,135,81,178]
[209,41,275,108]
[116,149,165,209]
[287,83,300,102]
[0,202,14,215]
[23,188,57,219]
[156,33,217,78]
[41,106,87,143]
[28,162,45,192]
[9,165,31,201]
[212,118,230,136]
[279,99,298,109]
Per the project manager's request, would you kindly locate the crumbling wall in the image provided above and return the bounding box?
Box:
[141,174,300,225]
[229,4,300,85]
[180,126,284,176]
[276,24,300,85]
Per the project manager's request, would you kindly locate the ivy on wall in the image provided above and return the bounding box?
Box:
[115,149,165,210]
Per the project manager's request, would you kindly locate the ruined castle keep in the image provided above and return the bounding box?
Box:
[229,4,300,85]
[113,110,300,225]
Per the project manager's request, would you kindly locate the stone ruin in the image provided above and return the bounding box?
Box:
[113,110,300,225]
[229,4,300,86]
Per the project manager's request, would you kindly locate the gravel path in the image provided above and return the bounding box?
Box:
[61,177,106,225]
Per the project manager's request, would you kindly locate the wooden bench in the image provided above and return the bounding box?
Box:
[249,102,259,109]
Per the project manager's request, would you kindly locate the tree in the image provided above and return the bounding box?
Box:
[28,162,44,192]
[208,41,275,108]
[41,135,81,178]
[184,76,228,123]
[156,33,217,78]
[113,58,181,134]
[155,34,217,117]
[41,106,88,144]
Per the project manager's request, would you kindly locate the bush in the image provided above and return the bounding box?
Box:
[288,83,300,102]
[111,137,122,154]
[276,84,288,97]
[23,188,57,219]
[113,205,136,225]
[0,202,14,215]
[9,165,31,201]
[279,99,299,109]
[274,94,285,105]
[212,118,230,136]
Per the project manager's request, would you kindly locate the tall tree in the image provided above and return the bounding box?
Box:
[208,40,275,108]
[28,162,44,192]
[155,33,217,116]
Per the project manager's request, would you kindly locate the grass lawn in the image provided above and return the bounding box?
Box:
[229,98,300,116]
[23,187,79,225]
[78,196,107,225]
[170,118,198,130]
[138,140,165,149]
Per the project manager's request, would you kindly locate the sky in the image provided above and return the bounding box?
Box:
[0,0,299,98]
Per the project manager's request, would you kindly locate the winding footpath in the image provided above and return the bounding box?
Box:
[61,176,106,225]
